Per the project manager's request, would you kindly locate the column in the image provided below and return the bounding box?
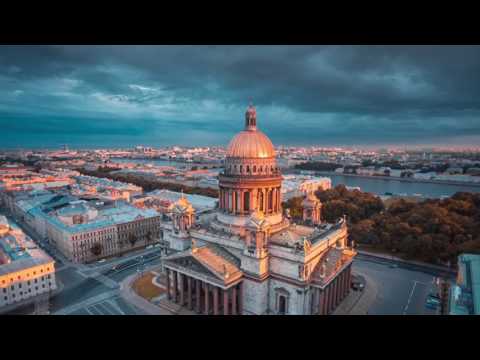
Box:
[204,283,210,315]
[195,279,201,313]
[347,265,352,293]
[172,271,178,303]
[219,188,222,209]
[265,188,269,213]
[318,289,325,315]
[223,289,229,315]
[213,286,219,315]
[179,274,185,306]
[333,277,339,308]
[238,282,243,315]
[340,274,345,303]
[337,276,342,305]
[166,268,171,300]
[219,188,223,209]
[273,188,277,213]
[339,272,344,301]
[187,276,193,310]
[329,279,335,312]
[232,286,237,315]
[240,190,243,214]
[232,191,236,214]
[328,281,333,313]
[250,190,255,213]
[324,285,330,314]
[278,187,281,212]
[344,268,349,298]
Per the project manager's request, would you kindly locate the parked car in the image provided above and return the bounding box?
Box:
[427,296,440,305]
[351,281,365,291]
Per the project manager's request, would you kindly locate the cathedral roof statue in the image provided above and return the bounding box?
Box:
[302,192,320,207]
[248,209,270,230]
[173,192,194,214]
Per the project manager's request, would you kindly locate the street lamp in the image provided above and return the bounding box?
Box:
[137,255,145,276]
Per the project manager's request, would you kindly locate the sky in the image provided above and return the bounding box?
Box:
[1,45,479,150]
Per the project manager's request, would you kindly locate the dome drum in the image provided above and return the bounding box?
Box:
[217,105,284,229]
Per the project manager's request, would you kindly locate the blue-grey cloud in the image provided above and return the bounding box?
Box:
[0,45,480,149]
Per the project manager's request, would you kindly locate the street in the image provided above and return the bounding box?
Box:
[353,254,454,315]
[2,208,455,316]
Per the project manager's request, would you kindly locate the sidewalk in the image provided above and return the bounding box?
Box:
[332,272,378,315]
[118,268,173,315]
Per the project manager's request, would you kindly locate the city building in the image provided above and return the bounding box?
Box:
[0,216,56,310]
[73,175,143,202]
[281,174,331,200]
[133,189,217,216]
[29,199,161,263]
[449,253,480,315]
[161,106,356,315]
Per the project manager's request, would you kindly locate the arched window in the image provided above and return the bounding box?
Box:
[253,165,256,173]
[240,165,243,173]
[246,165,250,173]
[259,166,263,173]
[234,165,237,172]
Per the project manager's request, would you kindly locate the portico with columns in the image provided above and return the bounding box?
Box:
[162,243,244,315]
[164,267,243,315]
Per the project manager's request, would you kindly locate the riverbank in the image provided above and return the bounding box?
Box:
[356,247,456,275]
[310,170,480,188]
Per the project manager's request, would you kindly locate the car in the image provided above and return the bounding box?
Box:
[427,296,440,305]
[97,259,106,263]
[389,263,398,268]
[351,282,364,291]
[425,302,438,310]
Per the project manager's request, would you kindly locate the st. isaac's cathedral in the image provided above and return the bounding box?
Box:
[162,105,357,315]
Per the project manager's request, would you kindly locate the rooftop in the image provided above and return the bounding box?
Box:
[450,253,480,315]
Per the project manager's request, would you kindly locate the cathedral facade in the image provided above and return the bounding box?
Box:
[162,106,356,315]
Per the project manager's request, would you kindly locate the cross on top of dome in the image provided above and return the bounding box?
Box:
[245,103,257,131]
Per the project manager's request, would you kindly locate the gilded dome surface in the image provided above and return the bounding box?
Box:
[226,130,275,159]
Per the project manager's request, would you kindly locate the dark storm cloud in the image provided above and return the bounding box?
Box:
[0,45,480,148]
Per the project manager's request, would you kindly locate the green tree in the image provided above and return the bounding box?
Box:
[90,243,103,257]
[128,233,138,247]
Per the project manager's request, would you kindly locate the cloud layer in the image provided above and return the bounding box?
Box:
[1,45,479,148]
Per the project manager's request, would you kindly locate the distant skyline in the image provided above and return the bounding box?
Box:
[1,45,480,149]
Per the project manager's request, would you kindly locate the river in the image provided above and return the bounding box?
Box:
[326,173,480,198]
[110,158,480,199]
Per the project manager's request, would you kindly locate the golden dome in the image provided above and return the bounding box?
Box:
[226,104,276,159]
[226,130,275,159]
